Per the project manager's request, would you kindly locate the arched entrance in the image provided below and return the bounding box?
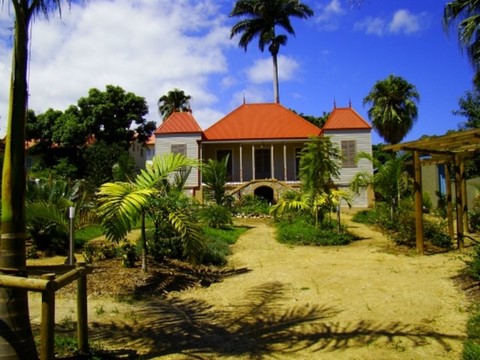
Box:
[254,186,274,204]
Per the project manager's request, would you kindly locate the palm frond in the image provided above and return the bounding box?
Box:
[168,212,205,264]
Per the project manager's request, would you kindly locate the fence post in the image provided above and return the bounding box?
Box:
[76,262,89,354]
[41,273,56,360]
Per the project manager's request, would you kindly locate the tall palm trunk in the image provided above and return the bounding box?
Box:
[0,5,38,359]
[141,211,147,272]
[272,52,280,103]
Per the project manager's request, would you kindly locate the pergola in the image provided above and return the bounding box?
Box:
[383,128,480,254]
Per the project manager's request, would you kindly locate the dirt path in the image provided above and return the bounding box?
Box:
[30,216,471,359]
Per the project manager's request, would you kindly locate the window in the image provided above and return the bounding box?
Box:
[341,140,357,168]
[171,144,187,156]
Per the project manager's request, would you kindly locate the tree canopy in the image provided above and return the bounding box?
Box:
[230,0,313,103]
[158,88,192,121]
[363,75,420,144]
[26,85,155,182]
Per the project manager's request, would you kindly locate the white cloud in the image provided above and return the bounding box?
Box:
[316,0,345,30]
[246,55,300,84]
[355,9,427,37]
[0,0,232,131]
[354,17,386,36]
[389,9,423,35]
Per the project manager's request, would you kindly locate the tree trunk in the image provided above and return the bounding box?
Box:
[0,6,38,359]
[141,212,147,272]
[272,53,280,104]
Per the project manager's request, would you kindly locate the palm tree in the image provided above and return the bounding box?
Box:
[350,151,412,220]
[363,75,420,144]
[201,155,230,205]
[96,153,203,272]
[230,0,314,103]
[299,136,341,227]
[1,1,73,358]
[157,88,192,121]
[444,0,480,85]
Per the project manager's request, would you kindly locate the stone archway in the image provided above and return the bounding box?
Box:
[254,186,274,204]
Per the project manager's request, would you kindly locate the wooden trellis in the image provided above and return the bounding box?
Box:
[384,128,480,254]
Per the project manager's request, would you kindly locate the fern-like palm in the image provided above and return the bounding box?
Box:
[96,153,202,271]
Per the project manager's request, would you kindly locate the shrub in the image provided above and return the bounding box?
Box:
[201,226,248,266]
[276,217,358,246]
[470,195,480,232]
[463,308,480,359]
[200,205,233,228]
[466,245,480,281]
[120,241,138,268]
[234,194,270,216]
[83,241,119,264]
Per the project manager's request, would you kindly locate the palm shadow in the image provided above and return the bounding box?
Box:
[90,281,464,359]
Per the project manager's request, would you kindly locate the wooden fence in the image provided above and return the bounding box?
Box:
[0,261,92,360]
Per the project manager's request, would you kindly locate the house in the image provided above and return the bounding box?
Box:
[153,111,203,196]
[154,102,374,207]
[129,134,155,170]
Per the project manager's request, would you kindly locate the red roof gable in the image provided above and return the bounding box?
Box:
[154,112,202,135]
[323,107,371,130]
[203,103,321,141]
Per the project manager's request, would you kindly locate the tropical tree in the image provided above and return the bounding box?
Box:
[444,0,480,85]
[201,155,230,205]
[0,1,74,358]
[350,151,412,220]
[157,88,192,121]
[230,0,314,103]
[96,153,203,272]
[298,136,342,227]
[363,75,420,144]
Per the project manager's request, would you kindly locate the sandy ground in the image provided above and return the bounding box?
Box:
[29,214,472,359]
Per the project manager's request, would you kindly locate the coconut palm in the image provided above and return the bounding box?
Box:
[363,75,420,145]
[230,0,313,103]
[157,88,192,121]
[444,0,480,84]
[96,153,203,272]
[0,1,74,358]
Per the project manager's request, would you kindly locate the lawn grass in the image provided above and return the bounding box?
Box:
[75,225,104,248]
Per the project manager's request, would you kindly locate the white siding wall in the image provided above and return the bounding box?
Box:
[324,129,373,207]
[128,140,154,170]
[155,133,201,188]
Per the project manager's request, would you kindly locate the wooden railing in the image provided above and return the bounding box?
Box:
[0,262,92,360]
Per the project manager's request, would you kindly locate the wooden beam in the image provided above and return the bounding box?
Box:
[455,155,465,249]
[413,150,424,254]
[445,163,454,241]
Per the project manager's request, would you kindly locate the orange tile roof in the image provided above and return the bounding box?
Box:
[154,112,202,134]
[323,107,371,130]
[203,103,321,141]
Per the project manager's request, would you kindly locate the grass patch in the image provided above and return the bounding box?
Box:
[75,225,104,248]
[201,226,248,266]
[464,307,480,359]
[276,217,359,246]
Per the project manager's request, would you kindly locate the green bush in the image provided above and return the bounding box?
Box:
[200,204,233,228]
[234,194,270,216]
[466,245,480,281]
[83,241,119,264]
[463,309,480,359]
[470,195,480,232]
[201,226,248,266]
[276,217,358,246]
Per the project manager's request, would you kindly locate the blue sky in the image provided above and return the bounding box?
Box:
[0,0,475,144]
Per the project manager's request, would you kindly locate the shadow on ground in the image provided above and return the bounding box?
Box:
[89,281,464,359]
